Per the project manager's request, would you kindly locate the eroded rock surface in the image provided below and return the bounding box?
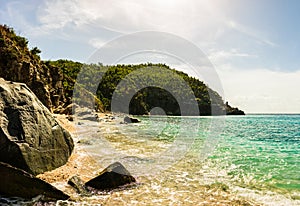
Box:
[0,78,74,175]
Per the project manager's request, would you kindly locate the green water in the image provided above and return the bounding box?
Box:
[82,114,300,205]
[211,115,300,193]
[133,114,300,202]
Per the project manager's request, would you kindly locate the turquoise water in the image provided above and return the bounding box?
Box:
[131,114,300,203]
[72,114,300,205]
[208,115,300,193]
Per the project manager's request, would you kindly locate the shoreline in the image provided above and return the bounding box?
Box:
[35,113,261,205]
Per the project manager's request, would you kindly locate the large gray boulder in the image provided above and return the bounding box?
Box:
[0,78,74,175]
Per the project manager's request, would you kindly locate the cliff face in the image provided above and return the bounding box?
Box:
[0,25,66,112]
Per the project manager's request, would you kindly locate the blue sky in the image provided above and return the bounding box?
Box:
[1,0,300,113]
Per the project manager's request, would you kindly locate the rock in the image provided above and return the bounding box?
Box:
[74,107,99,121]
[0,78,74,175]
[226,109,245,115]
[68,176,91,196]
[225,102,245,115]
[76,107,93,117]
[0,162,69,201]
[82,115,98,121]
[124,116,140,123]
[66,115,74,121]
[59,103,79,115]
[85,162,136,191]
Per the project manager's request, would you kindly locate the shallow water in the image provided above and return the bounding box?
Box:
[69,114,299,205]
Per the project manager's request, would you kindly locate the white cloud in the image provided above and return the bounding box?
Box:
[32,0,224,39]
[2,0,278,52]
[35,0,279,61]
[225,20,278,47]
[88,38,107,49]
[208,48,257,64]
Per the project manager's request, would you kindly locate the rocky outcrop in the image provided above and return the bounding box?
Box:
[85,162,136,191]
[0,162,69,201]
[0,78,74,175]
[225,102,245,115]
[0,25,67,113]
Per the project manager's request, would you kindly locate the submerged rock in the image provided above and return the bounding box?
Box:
[85,162,136,191]
[124,116,140,123]
[0,162,69,201]
[0,78,74,175]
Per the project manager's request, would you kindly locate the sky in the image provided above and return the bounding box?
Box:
[1,0,300,113]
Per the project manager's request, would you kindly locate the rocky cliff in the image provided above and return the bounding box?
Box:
[0,25,67,112]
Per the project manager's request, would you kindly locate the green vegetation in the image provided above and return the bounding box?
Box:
[49,61,237,115]
[0,24,244,115]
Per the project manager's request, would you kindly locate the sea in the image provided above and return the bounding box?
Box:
[2,114,300,205]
